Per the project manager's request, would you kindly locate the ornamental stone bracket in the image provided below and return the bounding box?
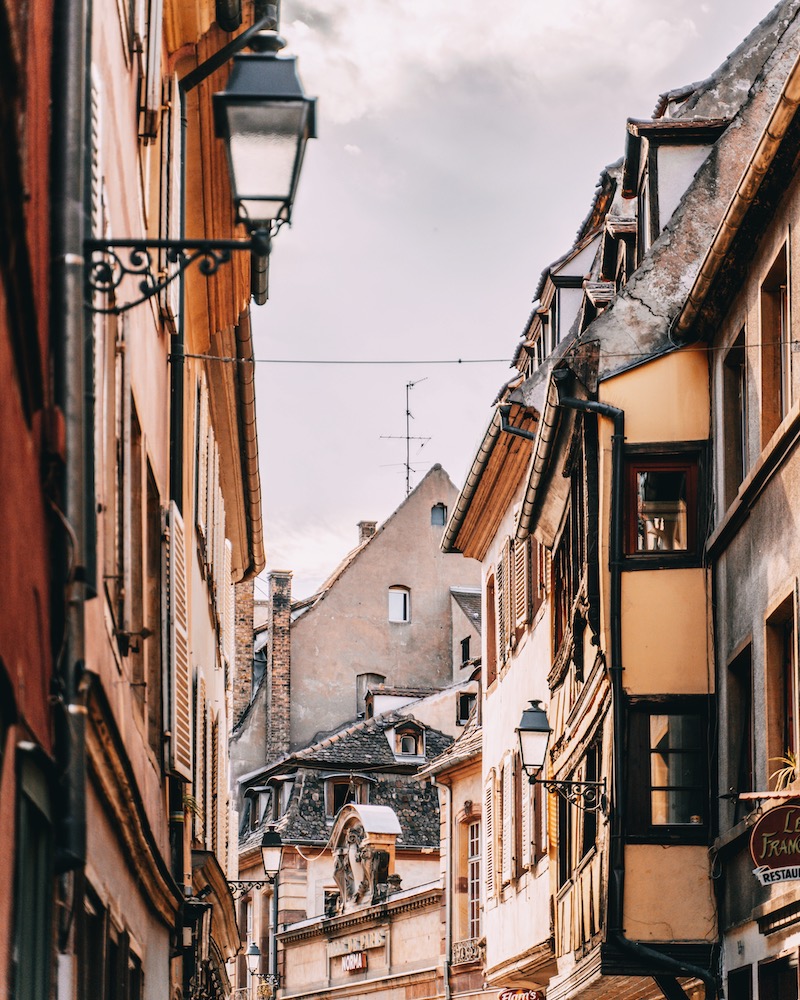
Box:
[452,937,485,966]
[329,804,403,915]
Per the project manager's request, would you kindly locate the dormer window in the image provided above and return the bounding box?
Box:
[394,721,425,758]
[324,774,372,819]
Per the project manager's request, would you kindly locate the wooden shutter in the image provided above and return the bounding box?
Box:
[520,754,531,869]
[484,773,495,899]
[501,760,513,884]
[140,0,164,141]
[166,501,192,780]
[195,374,208,544]
[496,541,511,665]
[514,537,530,629]
[194,674,206,841]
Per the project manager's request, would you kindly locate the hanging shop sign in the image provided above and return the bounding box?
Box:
[342,952,368,974]
[499,990,545,1000]
[750,802,800,885]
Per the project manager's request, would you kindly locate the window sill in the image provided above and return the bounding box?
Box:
[708,400,800,558]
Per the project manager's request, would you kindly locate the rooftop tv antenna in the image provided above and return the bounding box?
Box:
[380,378,431,495]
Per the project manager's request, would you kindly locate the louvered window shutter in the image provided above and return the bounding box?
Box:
[224,540,235,666]
[521,759,532,869]
[501,762,513,884]
[140,0,164,141]
[496,554,507,666]
[194,675,206,842]
[166,501,192,781]
[196,376,208,543]
[514,537,530,629]
[484,775,495,899]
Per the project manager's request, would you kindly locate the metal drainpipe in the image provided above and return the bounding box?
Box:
[51,0,91,875]
[270,874,279,986]
[552,369,717,1000]
[431,775,452,1000]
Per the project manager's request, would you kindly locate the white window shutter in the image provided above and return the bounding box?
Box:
[496,554,507,666]
[194,674,206,842]
[502,761,513,884]
[521,761,532,869]
[514,537,530,629]
[484,774,495,899]
[166,501,192,781]
[224,539,235,666]
[196,375,208,544]
[141,0,164,141]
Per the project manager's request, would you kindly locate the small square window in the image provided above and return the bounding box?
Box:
[624,452,700,558]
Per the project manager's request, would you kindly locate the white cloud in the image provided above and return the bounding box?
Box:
[285,0,701,124]
[344,143,362,155]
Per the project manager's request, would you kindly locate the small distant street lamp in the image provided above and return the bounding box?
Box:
[245,941,262,977]
[516,700,607,813]
[85,13,315,313]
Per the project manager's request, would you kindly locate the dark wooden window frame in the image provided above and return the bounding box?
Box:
[626,695,712,844]
[622,443,706,569]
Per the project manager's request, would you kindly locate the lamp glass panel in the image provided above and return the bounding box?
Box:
[519,727,549,771]
[226,103,308,220]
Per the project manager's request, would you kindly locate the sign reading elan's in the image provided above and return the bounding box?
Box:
[750,802,800,885]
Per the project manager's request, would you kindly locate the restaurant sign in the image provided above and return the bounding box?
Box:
[499,991,544,1000]
[750,803,800,885]
[342,952,368,973]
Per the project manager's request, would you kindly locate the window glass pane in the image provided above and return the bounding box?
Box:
[431,503,447,525]
[649,714,704,825]
[388,588,410,622]
[637,470,688,550]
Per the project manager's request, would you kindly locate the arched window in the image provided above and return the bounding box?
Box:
[388,586,411,623]
[431,502,448,526]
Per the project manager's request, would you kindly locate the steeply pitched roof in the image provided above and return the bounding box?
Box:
[451,587,482,634]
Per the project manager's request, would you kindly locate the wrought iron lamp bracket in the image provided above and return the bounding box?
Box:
[227,877,276,900]
[84,229,275,316]
[528,775,608,814]
[256,973,280,999]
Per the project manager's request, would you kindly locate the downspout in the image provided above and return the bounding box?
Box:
[270,874,279,985]
[51,0,91,874]
[431,775,452,1000]
[551,369,717,1000]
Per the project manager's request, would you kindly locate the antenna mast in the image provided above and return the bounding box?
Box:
[379,378,430,495]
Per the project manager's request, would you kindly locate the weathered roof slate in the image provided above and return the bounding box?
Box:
[451,588,482,633]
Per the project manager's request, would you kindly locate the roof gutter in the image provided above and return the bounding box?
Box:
[235,310,265,578]
[672,53,800,340]
[441,409,504,553]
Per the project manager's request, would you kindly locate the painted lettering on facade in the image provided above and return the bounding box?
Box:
[750,803,800,885]
[341,952,368,973]
[327,929,387,958]
[499,990,545,1000]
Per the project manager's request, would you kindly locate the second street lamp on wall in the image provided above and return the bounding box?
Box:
[516,699,608,814]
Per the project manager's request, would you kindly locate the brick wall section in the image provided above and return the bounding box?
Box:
[232,579,255,725]
[266,570,293,759]
[358,520,377,544]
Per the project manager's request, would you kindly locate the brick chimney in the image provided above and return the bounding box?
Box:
[358,521,377,544]
[266,570,293,760]
[232,578,255,725]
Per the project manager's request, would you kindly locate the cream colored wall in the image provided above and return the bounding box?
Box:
[600,348,710,444]
[481,492,552,980]
[621,569,713,695]
[282,937,328,993]
[391,906,442,971]
[624,845,716,942]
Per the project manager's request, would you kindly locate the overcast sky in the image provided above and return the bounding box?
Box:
[252,0,779,601]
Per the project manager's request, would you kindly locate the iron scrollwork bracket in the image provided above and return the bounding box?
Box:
[84,231,273,316]
[227,878,276,900]
[529,775,608,814]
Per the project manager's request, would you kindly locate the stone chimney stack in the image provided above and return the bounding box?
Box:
[266,570,293,760]
[358,521,377,544]
[232,578,255,725]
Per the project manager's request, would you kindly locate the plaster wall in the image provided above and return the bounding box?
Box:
[624,844,716,942]
[289,468,480,748]
[450,591,481,681]
[620,569,713,695]
[481,494,552,979]
[656,144,714,231]
[86,788,171,1000]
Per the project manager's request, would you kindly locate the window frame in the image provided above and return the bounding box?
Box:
[623,444,705,568]
[431,502,448,526]
[626,696,711,844]
[388,586,411,624]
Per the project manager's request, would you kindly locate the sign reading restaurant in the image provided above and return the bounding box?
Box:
[750,803,800,885]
